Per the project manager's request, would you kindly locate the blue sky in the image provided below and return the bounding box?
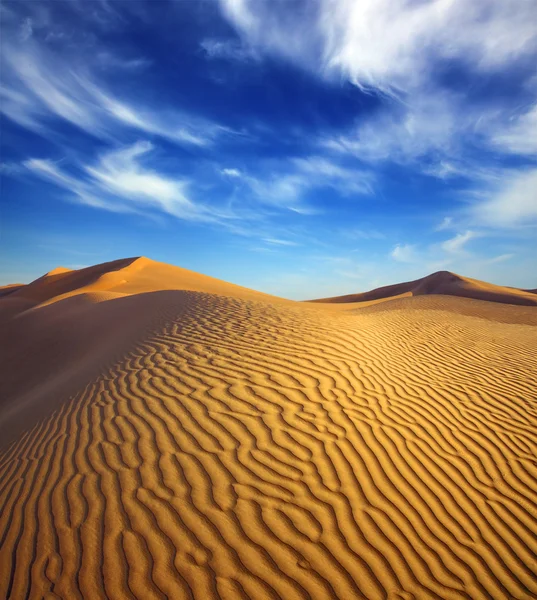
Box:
[1,0,536,299]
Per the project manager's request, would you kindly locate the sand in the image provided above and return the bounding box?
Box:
[1,257,536,599]
[311,270,537,308]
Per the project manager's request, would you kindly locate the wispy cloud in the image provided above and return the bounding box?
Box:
[291,157,375,195]
[221,168,242,177]
[387,229,523,284]
[391,243,418,263]
[224,156,374,211]
[218,0,537,94]
[485,253,515,264]
[263,238,299,247]
[441,230,478,254]
[488,103,537,156]
[218,0,537,237]
[200,38,259,62]
[435,216,454,231]
[322,93,466,163]
[1,22,227,147]
[342,227,385,241]
[24,141,213,221]
[469,168,537,228]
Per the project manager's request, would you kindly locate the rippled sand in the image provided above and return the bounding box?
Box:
[1,258,536,599]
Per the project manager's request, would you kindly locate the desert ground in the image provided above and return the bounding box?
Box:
[1,257,536,600]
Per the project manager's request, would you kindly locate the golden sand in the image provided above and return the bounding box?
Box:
[1,257,536,599]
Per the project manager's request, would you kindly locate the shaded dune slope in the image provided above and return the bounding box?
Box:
[1,258,537,600]
[311,270,537,307]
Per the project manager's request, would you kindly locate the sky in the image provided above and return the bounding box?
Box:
[1,0,536,300]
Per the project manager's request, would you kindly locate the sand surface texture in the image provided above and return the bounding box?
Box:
[1,258,537,599]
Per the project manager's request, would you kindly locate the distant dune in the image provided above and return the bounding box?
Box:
[1,258,536,600]
[311,270,537,307]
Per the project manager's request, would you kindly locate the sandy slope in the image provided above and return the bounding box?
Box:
[1,258,537,600]
[311,270,537,307]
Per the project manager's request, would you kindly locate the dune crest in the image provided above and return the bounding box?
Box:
[311,270,537,307]
[1,258,536,600]
[5,256,278,314]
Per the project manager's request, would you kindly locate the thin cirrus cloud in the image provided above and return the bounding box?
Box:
[390,244,417,264]
[200,38,259,62]
[440,231,478,254]
[0,37,225,147]
[218,0,537,93]
[222,156,375,211]
[435,217,454,232]
[322,93,465,163]
[488,103,537,156]
[24,141,213,221]
[469,168,537,228]
[218,0,537,226]
[392,230,478,265]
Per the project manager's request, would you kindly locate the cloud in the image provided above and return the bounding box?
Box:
[1,30,226,147]
[221,168,242,177]
[94,51,152,72]
[219,0,537,186]
[488,103,537,156]
[342,227,385,241]
[0,162,25,176]
[470,168,537,227]
[435,217,454,231]
[291,157,375,195]
[391,243,417,263]
[19,17,33,41]
[200,38,258,62]
[220,156,374,212]
[322,92,484,166]
[218,0,537,94]
[441,230,477,254]
[84,82,219,146]
[485,253,515,264]
[263,238,299,247]
[24,141,213,220]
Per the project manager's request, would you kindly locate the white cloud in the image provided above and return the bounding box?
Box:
[470,168,537,227]
[0,162,24,176]
[200,38,258,62]
[291,156,375,195]
[94,52,152,72]
[263,238,299,247]
[489,103,537,156]
[435,216,453,231]
[218,0,537,94]
[485,253,515,264]
[342,227,385,241]
[0,36,225,147]
[423,162,466,180]
[391,243,417,263]
[19,17,33,41]
[221,168,242,177]
[220,0,537,177]
[323,92,472,163]
[242,156,374,209]
[24,142,212,221]
[441,230,477,254]
[247,174,308,208]
[84,84,216,146]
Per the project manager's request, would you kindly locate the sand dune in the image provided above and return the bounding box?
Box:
[311,270,537,307]
[1,258,537,599]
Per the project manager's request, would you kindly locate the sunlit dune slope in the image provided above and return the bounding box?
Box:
[311,270,537,307]
[3,256,278,309]
[1,258,537,600]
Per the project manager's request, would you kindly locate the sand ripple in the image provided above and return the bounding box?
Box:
[1,288,537,599]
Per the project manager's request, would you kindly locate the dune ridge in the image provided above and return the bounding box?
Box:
[311,270,537,307]
[1,258,537,599]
